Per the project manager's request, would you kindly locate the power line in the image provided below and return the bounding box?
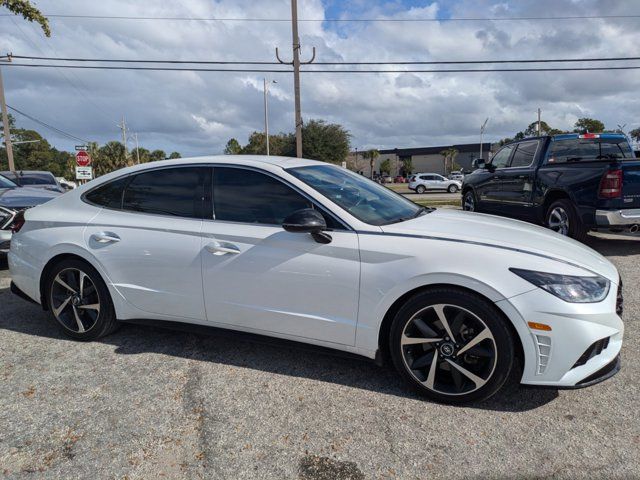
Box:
[11,54,640,65]
[5,63,640,73]
[7,105,90,143]
[2,13,640,22]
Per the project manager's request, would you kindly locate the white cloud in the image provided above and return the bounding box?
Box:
[1,0,639,156]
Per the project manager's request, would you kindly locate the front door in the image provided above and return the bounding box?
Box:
[499,140,539,218]
[201,167,361,346]
[475,145,513,211]
[84,166,209,320]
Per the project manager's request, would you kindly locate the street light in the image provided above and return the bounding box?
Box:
[264,78,277,156]
[479,118,489,160]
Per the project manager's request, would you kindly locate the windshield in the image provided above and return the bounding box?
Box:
[16,174,56,186]
[0,174,18,189]
[548,137,634,163]
[288,164,424,226]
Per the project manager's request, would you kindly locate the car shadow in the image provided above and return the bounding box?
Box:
[0,285,558,412]
[585,232,640,257]
[0,257,7,271]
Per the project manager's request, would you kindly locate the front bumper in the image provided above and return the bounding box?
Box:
[496,282,623,388]
[0,229,11,253]
[595,208,640,226]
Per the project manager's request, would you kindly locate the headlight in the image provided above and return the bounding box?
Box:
[0,207,15,228]
[510,268,610,303]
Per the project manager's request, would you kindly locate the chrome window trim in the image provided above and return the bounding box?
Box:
[81,163,353,231]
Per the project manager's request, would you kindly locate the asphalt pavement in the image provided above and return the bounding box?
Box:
[1,232,639,479]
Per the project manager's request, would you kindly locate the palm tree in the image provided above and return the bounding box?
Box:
[362,149,380,179]
[439,148,459,175]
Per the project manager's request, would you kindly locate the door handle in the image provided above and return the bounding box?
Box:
[91,232,121,244]
[206,241,241,255]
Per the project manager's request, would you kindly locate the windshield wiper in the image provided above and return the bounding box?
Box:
[412,206,432,218]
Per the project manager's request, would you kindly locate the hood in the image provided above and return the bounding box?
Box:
[0,186,61,208]
[380,209,619,283]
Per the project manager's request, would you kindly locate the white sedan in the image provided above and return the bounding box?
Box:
[9,156,623,404]
[409,173,461,194]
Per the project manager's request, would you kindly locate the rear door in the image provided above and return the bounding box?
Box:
[84,166,209,321]
[498,140,540,218]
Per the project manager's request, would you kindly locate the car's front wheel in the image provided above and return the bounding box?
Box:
[389,288,515,404]
[447,184,459,193]
[45,258,119,341]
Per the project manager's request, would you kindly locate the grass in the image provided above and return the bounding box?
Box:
[413,199,462,208]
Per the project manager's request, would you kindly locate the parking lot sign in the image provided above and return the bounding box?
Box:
[75,166,93,180]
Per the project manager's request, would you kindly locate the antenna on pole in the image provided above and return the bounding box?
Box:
[275,0,316,158]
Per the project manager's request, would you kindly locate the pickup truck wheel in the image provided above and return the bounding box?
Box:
[546,199,588,241]
[463,190,477,212]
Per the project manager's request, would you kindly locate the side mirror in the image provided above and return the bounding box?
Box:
[282,208,332,244]
[473,158,486,169]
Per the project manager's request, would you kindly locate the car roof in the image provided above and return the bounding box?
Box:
[1,170,55,176]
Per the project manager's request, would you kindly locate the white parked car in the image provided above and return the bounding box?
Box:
[9,156,623,403]
[409,173,461,194]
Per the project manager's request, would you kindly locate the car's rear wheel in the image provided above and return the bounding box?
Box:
[463,190,477,212]
[46,258,119,340]
[448,184,459,193]
[546,199,588,241]
[416,185,426,194]
[389,288,515,404]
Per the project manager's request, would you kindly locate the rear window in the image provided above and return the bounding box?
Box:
[85,176,129,208]
[548,138,634,163]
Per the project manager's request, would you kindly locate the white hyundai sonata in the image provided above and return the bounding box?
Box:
[8,156,623,403]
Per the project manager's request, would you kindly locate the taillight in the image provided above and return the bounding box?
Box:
[11,210,25,233]
[599,169,623,199]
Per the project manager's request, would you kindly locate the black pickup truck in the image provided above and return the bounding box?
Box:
[462,133,640,241]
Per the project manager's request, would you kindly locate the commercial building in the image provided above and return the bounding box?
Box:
[349,143,495,177]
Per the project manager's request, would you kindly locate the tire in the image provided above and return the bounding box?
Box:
[462,189,478,212]
[416,185,426,194]
[545,199,588,242]
[389,288,515,404]
[447,184,459,193]
[45,258,119,341]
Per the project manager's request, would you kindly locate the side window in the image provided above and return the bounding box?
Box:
[490,146,513,169]
[510,140,539,168]
[122,167,207,219]
[84,176,129,208]
[213,167,342,229]
[419,175,430,181]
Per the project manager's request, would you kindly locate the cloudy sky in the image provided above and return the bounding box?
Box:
[1,0,640,156]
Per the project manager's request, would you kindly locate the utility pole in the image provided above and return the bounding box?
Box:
[133,132,140,164]
[117,116,128,160]
[537,108,542,136]
[290,0,302,158]
[263,78,276,156]
[275,0,316,158]
[0,57,15,172]
[479,118,489,160]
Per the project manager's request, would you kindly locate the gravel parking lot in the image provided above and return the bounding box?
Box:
[1,232,639,479]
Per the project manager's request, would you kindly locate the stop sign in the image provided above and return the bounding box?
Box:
[76,150,91,167]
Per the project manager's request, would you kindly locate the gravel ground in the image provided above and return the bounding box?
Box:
[1,232,639,479]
